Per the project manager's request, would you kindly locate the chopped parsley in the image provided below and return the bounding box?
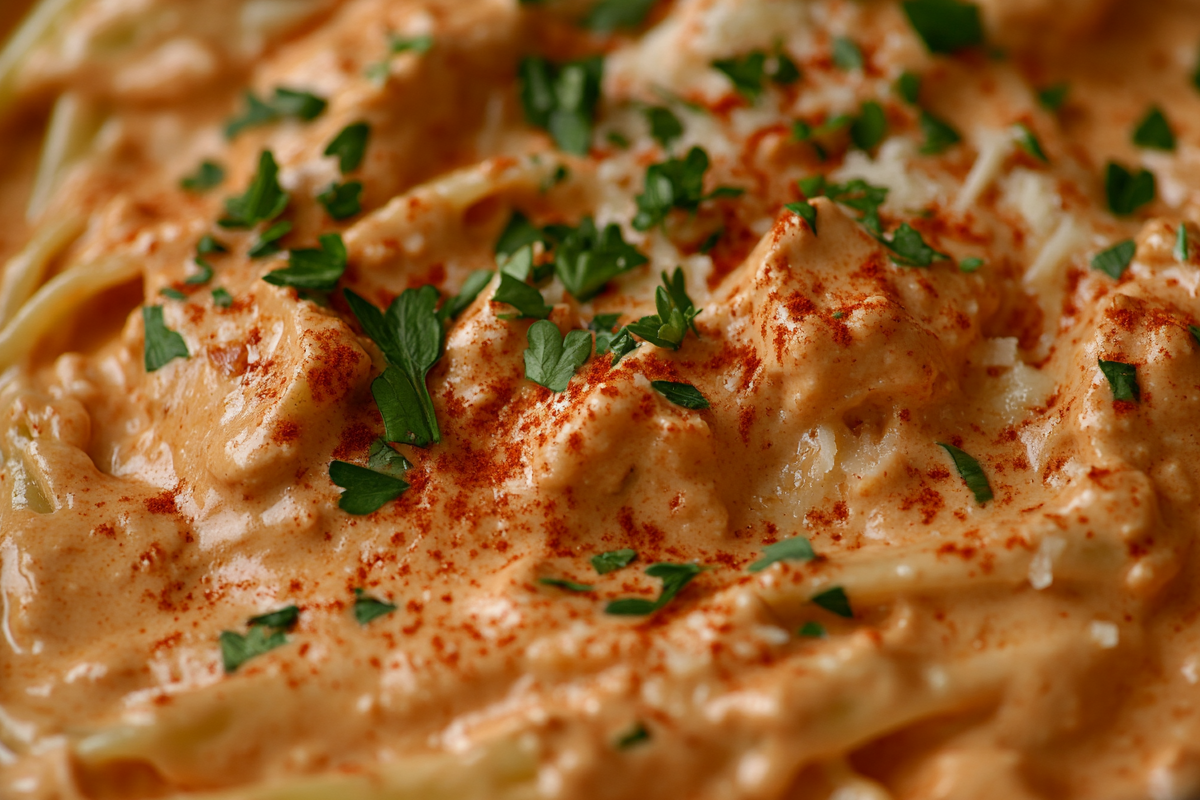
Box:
[804,177,888,235]
[366,33,434,82]
[592,548,637,574]
[553,218,648,300]
[325,122,371,174]
[632,146,742,231]
[524,320,592,392]
[185,259,213,285]
[1177,225,1191,263]
[885,223,948,268]
[937,442,993,504]
[651,380,709,409]
[959,257,984,273]
[832,36,864,71]
[590,313,623,355]
[1037,82,1069,112]
[219,150,289,229]
[1105,161,1156,216]
[699,227,723,253]
[896,71,921,104]
[1091,239,1136,280]
[142,306,189,372]
[644,105,683,150]
[518,56,604,155]
[318,181,363,219]
[329,457,410,515]
[1190,325,1200,346]
[496,211,546,258]
[344,286,444,447]
[248,220,293,258]
[615,721,651,750]
[220,605,299,673]
[747,536,815,573]
[797,621,827,638]
[212,288,233,308]
[850,100,887,151]
[711,50,797,102]
[160,287,187,301]
[440,269,494,321]
[786,200,817,234]
[607,328,640,364]
[263,233,347,291]
[625,268,701,350]
[353,587,397,624]
[605,562,705,616]
[1013,123,1047,163]
[584,0,657,32]
[538,577,595,592]
[1098,359,1140,403]
[1132,106,1176,151]
[811,586,853,618]
[197,234,227,255]
[494,269,552,319]
[901,0,983,54]
[225,88,326,139]
[918,110,961,154]
[181,160,225,192]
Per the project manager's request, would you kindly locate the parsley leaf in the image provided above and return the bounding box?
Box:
[225,88,327,139]
[919,110,961,154]
[330,460,410,515]
[592,548,637,574]
[786,200,817,234]
[1037,82,1069,112]
[524,320,592,392]
[518,56,604,155]
[605,563,705,615]
[884,223,948,267]
[625,268,701,349]
[896,71,921,104]
[318,181,363,219]
[344,286,444,447]
[832,36,864,71]
[353,588,397,624]
[325,122,371,174]
[496,211,546,258]
[699,227,723,254]
[181,160,225,192]
[441,270,494,321]
[901,0,983,54]
[615,722,651,749]
[591,313,623,355]
[937,442,993,504]
[959,257,984,273]
[554,218,648,300]
[248,220,293,258]
[1177,225,1191,263]
[809,178,888,235]
[159,287,187,301]
[185,259,213,285]
[142,306,189,372]
[198,234,227,255]
[632,146,742,231]
[219,151,289,229]
[584,0,657,32]
[811,586,853,618]
[1098,359,1140,403]
[1013,123,1047,162]
[212,288,233,308]
[713,52,766,101]
[651,380,709,409]
[264,233,347,291]
[1091,239,1136,280]
[369,437,411,476]
[608,328,640,364]
[798,621,827,638]
[494,270,552,319]
[1189,325,1200,346]
[220,606,299,673]
[747,537,815,573]
[1132,106,1175,151]
[1105,161,1156,216]
[388,33,434,54]
[645,105,683,150]
[850,100,887,151]
[538,577,595,592]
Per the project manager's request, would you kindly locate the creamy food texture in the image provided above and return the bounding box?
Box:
[3,0,1200,798]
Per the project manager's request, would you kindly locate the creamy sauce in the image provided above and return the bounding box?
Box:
[2,1,1200,798]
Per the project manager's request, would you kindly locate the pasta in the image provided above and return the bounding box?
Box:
[1,1,1200,799]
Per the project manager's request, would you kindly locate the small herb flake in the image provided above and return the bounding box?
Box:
[219,150,289,229]
[901,0,984,54]
[832,36,864,71]
[651,380,710,409]
[747,537,815,573]
[329,460,410,515]
[197,235,227,256]
[185,259,213,285]
[850,100,887,151]
[633,146,743,231]
[712,52,767,101]
[248,220,293,259]
[937,442,994,504]
[325,122,371,174]
[644,105,683,150]
[1038,82,1069,112]
[785,200,818,234]
[1176,225,1191,263]
[885,223,948,268]
[441,270,494,321]
[896,71,921,104]
[524,320,592,392]
[592,549,637,574]
[1105,162,1156,216]
[1091,239,1136,280]
[519,56,604,155]
[584,0,657,32]
[797,621,827,638]
[181,160,225,192]
[919,110,962,154]
[1013,122,1047,163]
[264,233,347,292]
[353,588,397,624]
[553,218,648,300]
[538,577,595,593]
[220,606,299,673]
[615,722,651,750]
[143,306,189,372]
[212,288,233,308]
[159,287,187,301]
[605,563,705,616]
[959,257,984,273]
[1098,359,1140,403]
[811,586,853,618]
[494,269,552,320]
[318,181,363,220]
[1132,106,1176,151]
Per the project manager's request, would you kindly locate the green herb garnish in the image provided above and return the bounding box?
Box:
[645,105,683,150]
[625,268,700,349]
[615,722,651,749]
[494,269,552,319]
[885,223,948,267]
[538,577,595,592]
[524,320,592,392]
[896,71,921,104]
[181,160,225,192]
[747,537,815,573]
[850,100,887,151]
[786,200,817,234]
[1132,106,1175,151]
[797,621,827,638]
[185,259,213,285]
[220,605,299,673]
[584,0,657,32]
[329,455,410,516]
[318,181,364,220]
[592,548,637,574]
[496,211,546,258]
[959,257,984,273]
[248,220,293,258]
[197,234,227,255]
[1037,82,1068,112]
[1091,239,1136,280]
[212,288,233,308]
[901,0,983,54]
[1105,162,1156,216]
[591,313,623,355]
[605,563,705,615]
[225,88,326,139]
[519,56,604,155]
[811,586,853,618]
[219,150,289,229]
[142,306,189,372]
[651,380,709,409]
[919,110,961,154]
[325,122,371,174]
[1014,123,1047,162]
[1176,225,1190,263]
[1098,359,1140,403]
[353,588,397,624]
[832,36,864,71]
[553,218,648,300]
[160,287,187,301]
[440,270,494,321]
[937,442,993,504]
[632,146,742,231]
[264,233,347,291]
